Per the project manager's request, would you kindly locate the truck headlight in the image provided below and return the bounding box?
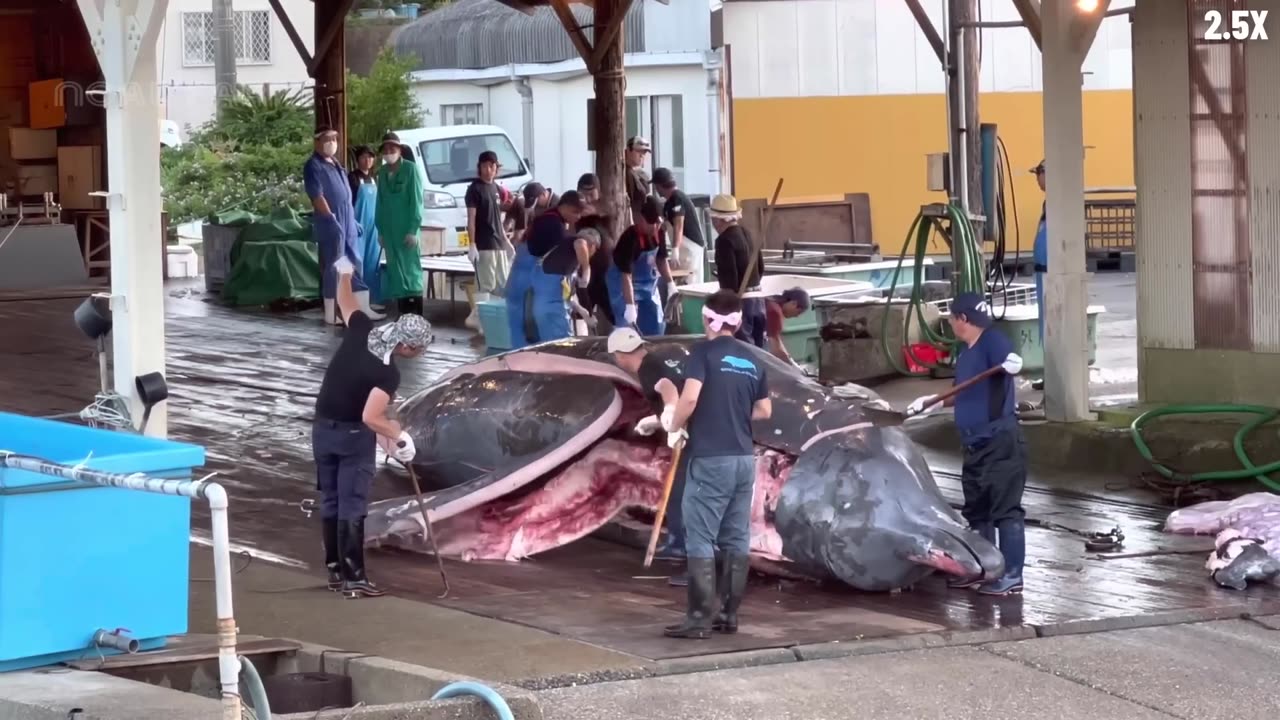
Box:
[424,190,456,209]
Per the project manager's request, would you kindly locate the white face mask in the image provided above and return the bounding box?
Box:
[321,141,337,157]
[383,152,400,165]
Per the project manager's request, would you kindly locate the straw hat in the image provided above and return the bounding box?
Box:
[709,193,741,219]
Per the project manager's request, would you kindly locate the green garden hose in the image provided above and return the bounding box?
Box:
[879,204,986,376]
[1130,404,1280,492]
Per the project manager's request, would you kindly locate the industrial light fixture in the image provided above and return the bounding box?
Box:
[1076,0,1100,12]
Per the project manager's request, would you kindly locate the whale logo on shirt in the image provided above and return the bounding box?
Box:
[721,355,758,374]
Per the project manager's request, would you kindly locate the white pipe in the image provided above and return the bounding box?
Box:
[0,452,242,719]
[706,59,722,194]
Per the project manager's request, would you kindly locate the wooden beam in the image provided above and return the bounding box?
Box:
[588,0,633,72]
[1010,0,1042,49]
[313,0,348,156]
[549,0,598,73]
[904,0,944,64]
[308,0,355,76]
[592,0,627,238]
[267,0,313,69]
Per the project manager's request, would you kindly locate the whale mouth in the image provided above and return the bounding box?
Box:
[908,528,1003,581]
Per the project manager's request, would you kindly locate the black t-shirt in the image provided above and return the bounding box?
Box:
[683,336,768,458]
[662,190,705,247]
[612,226,667,274]
[314,311,401,422]
[465,180,504,251]
[713,224,763,292]
[526,209,571,257]
[637,346,687,415]
[541,236,585,276]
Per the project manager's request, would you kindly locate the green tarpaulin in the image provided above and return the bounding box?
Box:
[216,208,323,307]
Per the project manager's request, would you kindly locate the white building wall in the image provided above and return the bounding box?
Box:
[411,62,714,198]
[723,0,1135,100]
[642,0,712,54]
[156,0,315,132]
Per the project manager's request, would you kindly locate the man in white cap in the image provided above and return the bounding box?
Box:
[708,194,767,347]
[608,327,691,580]
[626,136,652,225]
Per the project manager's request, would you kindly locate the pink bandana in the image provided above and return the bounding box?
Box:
[702,307,742,332]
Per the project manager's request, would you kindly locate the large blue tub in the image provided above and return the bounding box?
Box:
[0,412,205,672]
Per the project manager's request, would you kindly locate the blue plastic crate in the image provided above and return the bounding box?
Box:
[478,298,512,350]
[0,412,205,672]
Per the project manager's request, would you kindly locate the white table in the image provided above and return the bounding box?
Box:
[421,254,475,320]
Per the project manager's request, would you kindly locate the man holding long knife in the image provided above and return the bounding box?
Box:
[659,289,772,640]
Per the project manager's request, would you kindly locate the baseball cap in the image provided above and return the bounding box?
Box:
[627,136,651,152]
[478,150,499,165]
[652,167,675,187]
[949,292,993,328]
[577,173,599,191]
[607,327,645,354]
[522,182,547,207]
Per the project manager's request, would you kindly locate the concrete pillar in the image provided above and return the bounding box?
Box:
[81,0,169,436]
[1039,0,1092,422]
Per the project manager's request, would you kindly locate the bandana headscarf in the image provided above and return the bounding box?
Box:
[702,307,742,333]
[367,314,433,364]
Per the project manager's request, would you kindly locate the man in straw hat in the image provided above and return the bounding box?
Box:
[708,194,767,347]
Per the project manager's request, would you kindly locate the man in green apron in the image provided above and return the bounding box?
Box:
[375,132,426,315]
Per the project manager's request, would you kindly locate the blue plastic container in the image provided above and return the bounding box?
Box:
[0,413,205,672]
[478,298,512,350]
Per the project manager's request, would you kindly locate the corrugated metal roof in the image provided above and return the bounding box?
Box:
[391,0,646,71]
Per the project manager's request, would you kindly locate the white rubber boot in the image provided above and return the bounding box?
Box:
[466,291,488,332]
[354,290,385,320]
[323,298,341,325]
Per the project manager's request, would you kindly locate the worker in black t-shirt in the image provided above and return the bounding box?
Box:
[313,256,434,598]
[607,195,673,335]
[652,167,707,284]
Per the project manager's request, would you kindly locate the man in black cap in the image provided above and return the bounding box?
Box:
[510,182,553,244]
[653,167,706,284]
[465,150,514,331]
[577,173,600,210]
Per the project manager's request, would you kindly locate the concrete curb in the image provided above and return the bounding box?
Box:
[1030,602,1280,639]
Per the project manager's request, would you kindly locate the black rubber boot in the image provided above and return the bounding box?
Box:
[340,517,386,598]
[322,518,342,591]
[712,553,750,633]
[663,557,715,639]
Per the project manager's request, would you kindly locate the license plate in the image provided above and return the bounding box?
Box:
[457,231,470,247]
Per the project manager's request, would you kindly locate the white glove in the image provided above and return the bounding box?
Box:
[659,404,676,432]
[633,415,662,436]
[333,256,355,276]
[393,431,417,463]
[624,304,638,324]
[907,395,939,416]
[467,243,479,264]
[404,233,418,249]
[666,427,687,449]
[1002,352,1023,375]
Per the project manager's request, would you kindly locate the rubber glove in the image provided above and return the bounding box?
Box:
[334,256,355,276]
[1002,352,1024,375]
[394,431,417,462]
[659,404,676,432]
[666,427,687,449]
[404,232,418,249]
[633,415,662,436]
[467,243,479,264]
[624,304,638,324]
[907,395,939,416]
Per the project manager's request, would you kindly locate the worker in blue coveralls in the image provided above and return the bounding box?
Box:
[1031,159,1048,391]
[504,191,594,347]
[347,145,384,315]
[661,289,772,639]
[907,292,1027,595]
[313,255,432,598]
[607,195,673,335]
[305,127,369,326]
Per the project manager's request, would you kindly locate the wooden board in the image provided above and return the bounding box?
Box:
[739,193,874,250]
[64,636,301,671]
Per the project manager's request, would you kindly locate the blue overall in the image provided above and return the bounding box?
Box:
[530,250,572,342]
[505,242,538,349]
[353,179,382,304]
[606,246,665,336]
[304,153,366,298]
[1033,204,1047,343]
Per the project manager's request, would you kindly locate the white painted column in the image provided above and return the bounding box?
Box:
[1040,0,1092,422]
[81,0,170,436]
[705,51,723,195]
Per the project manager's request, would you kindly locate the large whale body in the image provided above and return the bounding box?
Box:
[364,336,1004,592]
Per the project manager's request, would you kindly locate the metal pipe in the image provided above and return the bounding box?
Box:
[92,628,139,654]
[0,452,242,720]
[941,1,956,202]
[955,17,970,215]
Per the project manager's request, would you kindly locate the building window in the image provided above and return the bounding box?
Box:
[440,104,484,126]
[182,10,273,67]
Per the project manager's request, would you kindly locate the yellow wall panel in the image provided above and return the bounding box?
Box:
[731,90,1135,255]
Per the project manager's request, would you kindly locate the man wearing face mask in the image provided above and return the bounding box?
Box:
[305,127,371,325]
[375,132,426,316]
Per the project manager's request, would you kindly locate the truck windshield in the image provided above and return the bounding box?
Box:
[418,133,526,186]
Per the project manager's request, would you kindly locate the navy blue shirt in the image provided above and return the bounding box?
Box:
[952,328,1016,444]
[684,337,768,458]
[526,209,573,258]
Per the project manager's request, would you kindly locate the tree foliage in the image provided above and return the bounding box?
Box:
[346,49,425,148]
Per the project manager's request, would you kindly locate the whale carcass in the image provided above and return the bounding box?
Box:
[364,337,1005,591]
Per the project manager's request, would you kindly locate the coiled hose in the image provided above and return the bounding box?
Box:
[432,681,515,720]
[879,203,987,376]
[1130,404,1280,492]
